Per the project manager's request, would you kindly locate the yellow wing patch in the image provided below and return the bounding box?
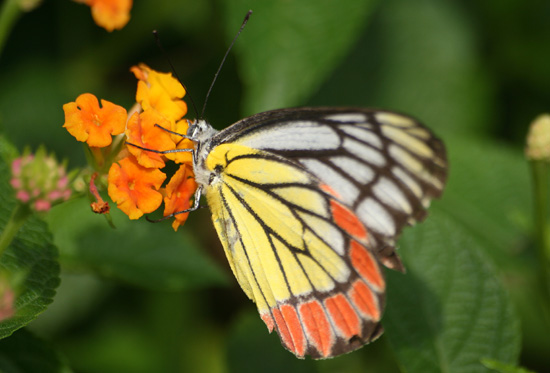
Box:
[205,143,348,311]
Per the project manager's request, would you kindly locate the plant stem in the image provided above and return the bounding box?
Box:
[531,160,550,294]
[0,0,22,58]
[0,204,31,259]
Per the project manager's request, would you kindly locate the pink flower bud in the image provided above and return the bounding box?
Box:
[10,147,72,212]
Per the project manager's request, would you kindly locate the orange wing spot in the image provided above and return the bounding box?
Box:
[277,305,306,357]
[350,240,384,290]
[349,280,381,321]
[261,312,275,333]
[320,184,341,198]
[272,308,294,353]
[325,294,361,340]
[330,200,368,240]
[299,300,334,358]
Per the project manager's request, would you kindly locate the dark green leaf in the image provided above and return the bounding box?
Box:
[0,329,70,373]
[222,0,378,115]
[384,209,521,372]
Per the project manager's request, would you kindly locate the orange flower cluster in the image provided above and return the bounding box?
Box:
[76,0,133,32]
[62,64,197,231]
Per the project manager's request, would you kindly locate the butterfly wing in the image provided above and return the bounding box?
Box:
[203,143,385,358]
[211,107,448,271]
[202,108,447,358]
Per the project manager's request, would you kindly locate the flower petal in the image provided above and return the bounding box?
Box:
[87,0,132,32]
[131,64,187,122]
[164,119,194,165]
[163,164,198,231]
[126,111,176,169]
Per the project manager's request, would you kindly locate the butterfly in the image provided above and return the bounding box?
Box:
[184,106,448,359]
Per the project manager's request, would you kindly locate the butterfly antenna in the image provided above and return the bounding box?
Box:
[153,30,200,120]
[200,10,253,119]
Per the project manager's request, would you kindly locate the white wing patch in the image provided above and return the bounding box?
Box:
[299,159,360,204]
[391,166,423,199]
[357,197,396,236]
[340,125,382,148]
[331,156,375,185]
[236,121,340,151]
[344,138,386,167]
[324,113,366,122]
[372,177,412,214]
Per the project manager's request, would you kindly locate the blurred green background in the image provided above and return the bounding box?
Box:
[0,0,549,372]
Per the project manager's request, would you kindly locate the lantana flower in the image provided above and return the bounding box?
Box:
[108,156,166,220]
[131,64,188,122]
[63,93,127,148]
[76,0,133,32]
[63,64,197,231]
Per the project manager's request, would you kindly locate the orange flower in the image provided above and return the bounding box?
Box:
[164,119,194,165]
[108,156,166,219]
[131,64,187,122]
[125,111,176,169]
[163,164,198,231]
[63,93,127,148]
[79,0,133,32]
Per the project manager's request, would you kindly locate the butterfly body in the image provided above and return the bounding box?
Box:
[187,107,447,358]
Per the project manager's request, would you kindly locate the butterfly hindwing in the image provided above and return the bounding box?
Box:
[203,143,386,358]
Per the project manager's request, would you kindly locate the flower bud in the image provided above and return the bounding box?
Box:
[10,147,72,212]
[526,114,550,162]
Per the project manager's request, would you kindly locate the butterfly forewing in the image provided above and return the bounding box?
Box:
[210,107,448,271]
[196,107,448,358]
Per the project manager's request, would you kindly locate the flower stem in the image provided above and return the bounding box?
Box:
[0,203,31,259]
[0,0,22,58]
[531,160,550,294]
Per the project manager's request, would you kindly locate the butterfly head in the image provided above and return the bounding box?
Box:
[186,119,218,143]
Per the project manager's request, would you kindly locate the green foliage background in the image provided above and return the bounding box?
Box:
[0,0,549,372]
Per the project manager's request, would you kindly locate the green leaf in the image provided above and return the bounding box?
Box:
[0,138,60,339]
[440,137,550,358]
[440,136,530,266]
[222,0,378,115]
[0,329,70,373]
[384,209,521,373]
[370,0,492,137]
[46,197,228,291]
[481,359,536,373]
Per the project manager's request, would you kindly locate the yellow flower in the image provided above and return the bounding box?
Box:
[131,64,187,122]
